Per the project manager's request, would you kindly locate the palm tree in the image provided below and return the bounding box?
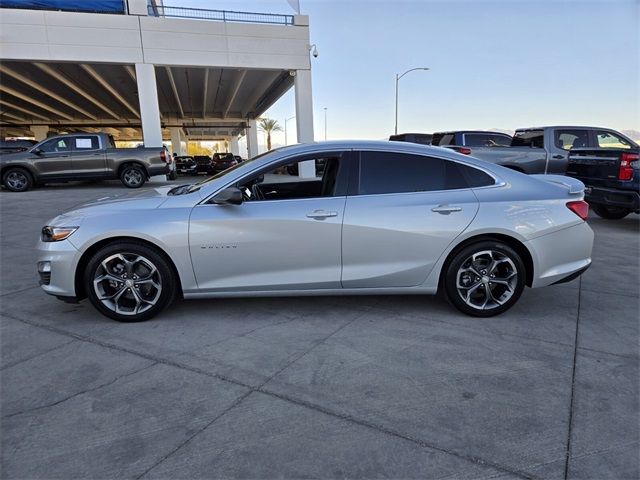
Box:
[258,118,282,151]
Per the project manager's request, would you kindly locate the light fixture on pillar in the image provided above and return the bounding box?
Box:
[309,44,318,58]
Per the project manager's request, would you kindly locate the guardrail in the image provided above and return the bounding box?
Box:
[148,5,294,25]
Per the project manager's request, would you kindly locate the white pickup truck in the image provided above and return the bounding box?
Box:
[454,126,637,174]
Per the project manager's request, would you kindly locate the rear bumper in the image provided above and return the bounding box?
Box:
[527,222,594,288]
[148,164,171,177]
[585,186,640,212]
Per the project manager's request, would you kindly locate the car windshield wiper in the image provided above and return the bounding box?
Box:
[167,184,193,196]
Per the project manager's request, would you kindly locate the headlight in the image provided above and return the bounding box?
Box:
[41,226,78,242]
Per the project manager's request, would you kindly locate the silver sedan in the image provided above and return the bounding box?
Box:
[37,141,594,322]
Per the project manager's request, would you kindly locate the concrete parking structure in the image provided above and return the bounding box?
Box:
[1,182,638,479]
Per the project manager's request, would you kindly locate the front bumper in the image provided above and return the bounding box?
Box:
[527,221,594,288]
[36,239,81,298]
[585,186,640,212]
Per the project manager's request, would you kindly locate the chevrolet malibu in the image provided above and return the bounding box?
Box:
[37,141,594,322]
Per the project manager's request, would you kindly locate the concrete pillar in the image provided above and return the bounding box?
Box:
[135,63,162,148]
[230,137,240,156]
[294,69,315,178]
[170,127,184,156]
[246,119,259,159]
[31,125,49,141]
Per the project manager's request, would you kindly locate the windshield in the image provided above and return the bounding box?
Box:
[185,148,285,194]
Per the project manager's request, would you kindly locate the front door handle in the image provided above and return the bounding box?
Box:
[552,154,564,159]
[306,210,338,219]
[431,205,462,214]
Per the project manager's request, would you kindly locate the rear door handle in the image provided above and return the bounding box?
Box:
[552,154,564,159]
[431,205,462,214]
[306,210,338,219]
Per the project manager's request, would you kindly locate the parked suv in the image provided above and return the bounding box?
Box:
[0,133,172,192]
[0,139,37,153]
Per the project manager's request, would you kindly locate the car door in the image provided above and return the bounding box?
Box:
[548,128,591,174]
[188,151,351,292]
[70,135,107,177]
[29,137,73,178]
[341,150,479,288]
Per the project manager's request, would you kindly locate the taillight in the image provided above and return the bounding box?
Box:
[567,200,589,221]
[457,147,471,155]
[160,150,168,163]
[618,152,638,181]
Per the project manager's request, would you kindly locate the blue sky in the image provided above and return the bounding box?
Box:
[182,0,638,145]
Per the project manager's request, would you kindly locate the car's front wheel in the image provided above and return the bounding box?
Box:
[591,205,630,220]
[120,164,146,188]
[84,241,176,322]
[2,167,34,192]
[444,241,525,317]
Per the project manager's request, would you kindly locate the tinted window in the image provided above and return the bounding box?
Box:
[512,130,544,148]
[464,133,512,147]
[39,137,71,153]
[432,133,456,146]
[456,163,495,187]
[596,130,633,149]
[358,152,472,195]
[555,129,589,150]
[72,136,100,150]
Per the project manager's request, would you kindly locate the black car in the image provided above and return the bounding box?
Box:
[1,139,37,154]
[194,155,214,175]
[175,155,197,175]
[211,153,238,173]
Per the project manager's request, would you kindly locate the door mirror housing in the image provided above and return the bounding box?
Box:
[211,187,243,205]
[33,148,44,156]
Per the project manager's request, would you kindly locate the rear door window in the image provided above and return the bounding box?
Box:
[357,151,473,195]
[554,129,590,150]
[72,136,100,151]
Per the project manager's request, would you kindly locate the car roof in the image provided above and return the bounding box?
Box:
[433,130,511,135]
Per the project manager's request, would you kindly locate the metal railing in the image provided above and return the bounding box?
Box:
[148,5,294,25]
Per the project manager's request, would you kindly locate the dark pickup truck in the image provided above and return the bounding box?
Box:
[566,147,639,219]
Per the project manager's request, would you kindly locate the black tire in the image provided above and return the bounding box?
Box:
[444,241,526,317]
[84,241,177,322]
[120,164,146,188]
[591,204,630,220]
[2,167,34,192]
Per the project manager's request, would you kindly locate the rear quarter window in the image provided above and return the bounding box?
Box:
[512,130,544,148]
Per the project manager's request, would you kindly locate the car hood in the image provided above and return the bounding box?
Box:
[0,151,30,161]
[54,186,174,222]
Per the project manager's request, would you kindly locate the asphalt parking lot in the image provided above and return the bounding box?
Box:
[1,180,638,479]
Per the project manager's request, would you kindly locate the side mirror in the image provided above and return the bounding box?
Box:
[211,187,243,205]
[33,148,44,156]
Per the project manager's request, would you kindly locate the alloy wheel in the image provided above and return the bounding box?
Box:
[93,253,162,316]
[123,169,143,187]
[6,171,28,190]
[456,250,517,310]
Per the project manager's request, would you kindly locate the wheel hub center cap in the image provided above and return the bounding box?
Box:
[482,276,490,284]
[125,279,134,288]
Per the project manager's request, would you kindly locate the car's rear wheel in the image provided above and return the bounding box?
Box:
[444,241,525,317]
[84,241,176,322]
[120,164,146,188]
[591,205,630,220]
[2,168,33,192]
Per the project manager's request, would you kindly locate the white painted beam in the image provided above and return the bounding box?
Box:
[0,85,74,120]
[135,63,163,148]
[202,68,209,118]
[222,69,247,118]
[0,99,49,120]
[165,66,184,118]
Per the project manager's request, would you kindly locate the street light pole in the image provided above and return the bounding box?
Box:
[284,115,296,145]
[323,107,327,141]
[394,67,430,135]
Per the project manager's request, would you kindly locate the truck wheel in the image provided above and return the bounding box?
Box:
[120,165,146,188]
[2,168,34,192]
[591,205,630,220]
